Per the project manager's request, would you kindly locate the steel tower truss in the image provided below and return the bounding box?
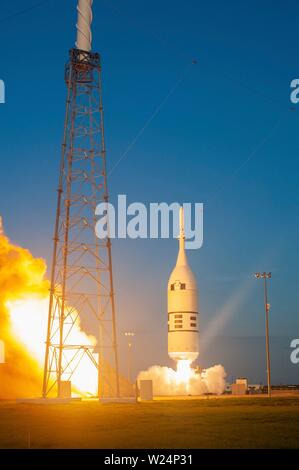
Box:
[43,48,119,398]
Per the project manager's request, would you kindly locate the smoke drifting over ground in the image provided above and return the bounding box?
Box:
[138,363,226,396]
[0,227,98,398]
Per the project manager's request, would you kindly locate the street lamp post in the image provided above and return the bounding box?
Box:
[255,272,272,397]
[124,332,134,384]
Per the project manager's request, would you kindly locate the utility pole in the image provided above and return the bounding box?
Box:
[124,332,135,384]
[255,272,272,397]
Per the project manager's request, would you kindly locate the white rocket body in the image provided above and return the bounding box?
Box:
[168,207,199,362]
[76,0,93,52]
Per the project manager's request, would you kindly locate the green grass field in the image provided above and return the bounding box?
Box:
[0,396,299,448]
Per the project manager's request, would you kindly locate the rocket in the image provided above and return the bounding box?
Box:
[168,207,199,363]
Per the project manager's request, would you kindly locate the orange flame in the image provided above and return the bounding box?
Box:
[0,232,97,398]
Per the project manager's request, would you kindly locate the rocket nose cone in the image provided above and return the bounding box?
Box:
[168,264,197,290]
[168,206,197,290]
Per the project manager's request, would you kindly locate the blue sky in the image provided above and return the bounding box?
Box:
[0,0,299,383]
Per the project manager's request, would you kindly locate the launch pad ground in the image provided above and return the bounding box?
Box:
[0,395,299,448]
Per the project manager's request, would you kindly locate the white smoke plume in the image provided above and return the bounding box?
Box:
[138,363,226,396]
